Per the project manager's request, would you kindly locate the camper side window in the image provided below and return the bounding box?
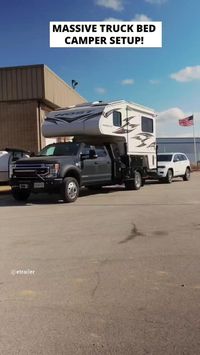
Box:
[141,117,153,133]
[113,111,122,127]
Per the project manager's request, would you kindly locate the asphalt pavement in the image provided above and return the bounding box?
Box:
[0,174,200,354]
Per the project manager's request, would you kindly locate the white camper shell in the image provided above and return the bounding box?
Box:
[42,100,156,169]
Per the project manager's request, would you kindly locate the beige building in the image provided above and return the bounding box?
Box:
[0,64,86,153]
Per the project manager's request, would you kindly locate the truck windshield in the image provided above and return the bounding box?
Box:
[157,154,173,162]
[38,143,80,156]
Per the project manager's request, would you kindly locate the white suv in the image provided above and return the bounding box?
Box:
[157,153,191,183]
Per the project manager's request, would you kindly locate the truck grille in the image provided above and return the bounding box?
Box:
[13,164,49,179]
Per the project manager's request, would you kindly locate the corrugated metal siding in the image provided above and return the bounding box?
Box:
[0,65,44,102]
[38,104,53,149]
[0,101,38,153]
[0,65,86,107]
[157,138,200,163]
[44,66,86,108]
[0,64,86,153]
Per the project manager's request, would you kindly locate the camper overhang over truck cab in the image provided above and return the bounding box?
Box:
[10,100,157,203]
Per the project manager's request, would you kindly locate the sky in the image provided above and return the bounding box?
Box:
[0,0,200,137]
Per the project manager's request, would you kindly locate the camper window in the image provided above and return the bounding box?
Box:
[141,116,153,133]
[113,111,122,127]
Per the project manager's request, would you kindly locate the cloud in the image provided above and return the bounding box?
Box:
[149,79,160,85]
[157,108,186,122]
[132,14,152,21]
[104,14,152,22]
[157,108,189,137]
[145,0,167,4]
[157,108,200,137]
[170,66,200,82]
[121,79,134,85]
[104,17,123,21]
[95,87,107,95]
[96,0,124,11]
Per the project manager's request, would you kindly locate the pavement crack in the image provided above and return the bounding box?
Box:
[119,223,145,244]
[91,271,101,298]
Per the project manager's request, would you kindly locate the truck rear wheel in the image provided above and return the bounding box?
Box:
[11,188,30,202]
[125,171,142,191]
[61,177,79,203]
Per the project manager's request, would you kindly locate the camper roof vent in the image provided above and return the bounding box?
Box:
[92,101,106,106]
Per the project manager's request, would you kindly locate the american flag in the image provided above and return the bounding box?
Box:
[179,115,194,127]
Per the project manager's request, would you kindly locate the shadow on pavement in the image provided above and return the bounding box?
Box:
[0,179,183,207]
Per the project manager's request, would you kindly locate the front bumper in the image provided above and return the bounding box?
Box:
[10,178,63,192]
[156,169,167,178]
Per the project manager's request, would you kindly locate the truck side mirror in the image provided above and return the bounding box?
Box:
[89,149,98,159]
[80,153,89,160]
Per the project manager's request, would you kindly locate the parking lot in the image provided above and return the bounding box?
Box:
[1,173,200,355]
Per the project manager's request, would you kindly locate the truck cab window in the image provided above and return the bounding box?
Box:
[39,143,80,156]
[81,145,92,155]
[113,111,122,127]
[94,146,107,157]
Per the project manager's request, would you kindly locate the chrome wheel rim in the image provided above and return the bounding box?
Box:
[68,181,77,199]
[135,173,141,188]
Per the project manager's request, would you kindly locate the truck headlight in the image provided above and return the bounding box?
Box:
[9,163,16,178]
[47,163,60,177]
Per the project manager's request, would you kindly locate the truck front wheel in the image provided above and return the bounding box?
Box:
[11,188,30,202]
[125,171,142,191]
[61,177,79,203]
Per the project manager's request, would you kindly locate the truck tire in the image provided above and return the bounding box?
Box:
[165,169,173,183]
[125,171,142,191]
[11,188,30,202]
[141,178,145,186]
[61,177,79,203]
[183,167,190,181]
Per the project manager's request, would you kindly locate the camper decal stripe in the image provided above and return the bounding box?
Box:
[147,142,156,148]
[133,133,154,147]
[103,108,121,118]
[112,117,139,134]
[113,128,135,134]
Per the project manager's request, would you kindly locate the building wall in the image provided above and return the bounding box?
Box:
[0,101,39,153]
[157,137,200,163]
[0,65,85,108]
[0,64,86,152]
[0,65,44,102]
[38,103,56,149]
[44,66,85,108]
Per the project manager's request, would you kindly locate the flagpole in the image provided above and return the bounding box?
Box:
[193,114,197,164]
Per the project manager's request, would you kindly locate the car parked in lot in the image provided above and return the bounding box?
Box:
[0,148,30,183]
[157,153,191,183]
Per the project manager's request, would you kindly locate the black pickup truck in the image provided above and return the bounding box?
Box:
[10,141,146,203]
